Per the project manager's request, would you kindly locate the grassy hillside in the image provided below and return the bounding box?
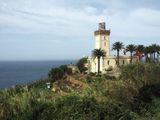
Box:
[0,63,160,120]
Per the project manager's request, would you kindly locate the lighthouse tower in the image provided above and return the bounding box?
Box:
[88,21,136,74]
[94,21,111,56]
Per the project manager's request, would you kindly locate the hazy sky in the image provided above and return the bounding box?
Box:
[0,0,160,60]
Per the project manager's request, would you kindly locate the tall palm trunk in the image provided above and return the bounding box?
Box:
[139,55,141,61]
[157,52,159,62]
[154,52,156,61]
[150,53,152,59]
[130,52,133,64]
[97,57,100,75]
[145,53,148,63]
[147,54,150,63]
[117,50,119,66]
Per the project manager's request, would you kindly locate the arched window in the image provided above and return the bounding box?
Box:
[108,60,110,65]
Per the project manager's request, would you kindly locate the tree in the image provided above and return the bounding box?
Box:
[143,47,150,63]
[136,45,144,61]
[112,42,124,66]
[76,57,88,73]
[150,44,157,61]
[126,44,136,64]
[59,65,72,75]
[92,49,106,75]
[151,44,160,62]
[48,68,64,82]
[48,65,73,82]
[148,45,154,60]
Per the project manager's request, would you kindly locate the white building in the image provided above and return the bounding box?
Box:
[88,21,138,73]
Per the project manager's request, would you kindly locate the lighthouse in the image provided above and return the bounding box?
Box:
[88,21,134,74]
[94,21,111,56]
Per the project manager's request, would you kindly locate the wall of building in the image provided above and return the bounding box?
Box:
[95,34,110,57]
[88,56,138,73]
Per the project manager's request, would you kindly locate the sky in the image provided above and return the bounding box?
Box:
[0,0,160,61]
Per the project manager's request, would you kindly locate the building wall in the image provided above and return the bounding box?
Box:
[95,34,110,57]
[88,56,138,73]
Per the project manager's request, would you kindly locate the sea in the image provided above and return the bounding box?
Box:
[0,60,76,89]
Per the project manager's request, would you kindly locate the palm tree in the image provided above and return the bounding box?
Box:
[148,45,154,60]
[143,44,160,63]
[150,44,157,61]
[126,44,136,64]
[112,42,124,66]
[92,49,106,75]
[143,47,150,63]
[136,45,144,61]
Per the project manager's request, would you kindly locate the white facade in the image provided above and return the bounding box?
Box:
[88,21,137,73]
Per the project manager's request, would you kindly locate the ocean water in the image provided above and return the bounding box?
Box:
[0,60,76,89]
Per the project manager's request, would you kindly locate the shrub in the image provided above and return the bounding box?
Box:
[76,57,88,73]
[120,63,160,88]
[59,65,68,73]
[48,67,64,82]
[132,84,160,114]
[104,75,116,80]
[48,65,73,83]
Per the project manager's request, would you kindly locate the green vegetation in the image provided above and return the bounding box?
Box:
[76,57,88,73]
[0,63,160,120]
[48,65,72,82]
[126,44,136,64]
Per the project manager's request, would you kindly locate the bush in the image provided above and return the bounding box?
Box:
[120,63,160,88]
[76,57,88,73]
[132,84,160,114]
[104,75,116,80]
[48,65,73,82]
[48,67,64,82]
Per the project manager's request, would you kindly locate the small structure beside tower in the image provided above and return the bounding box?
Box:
[88,21,137,73]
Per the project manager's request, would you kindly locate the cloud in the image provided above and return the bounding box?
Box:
[0,0,160,60]
[0,1,101,35]
[131,8,160,27]
[105,7,160,45]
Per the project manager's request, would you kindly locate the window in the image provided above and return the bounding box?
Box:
[108,60,110,65]
[123,60,125,64]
